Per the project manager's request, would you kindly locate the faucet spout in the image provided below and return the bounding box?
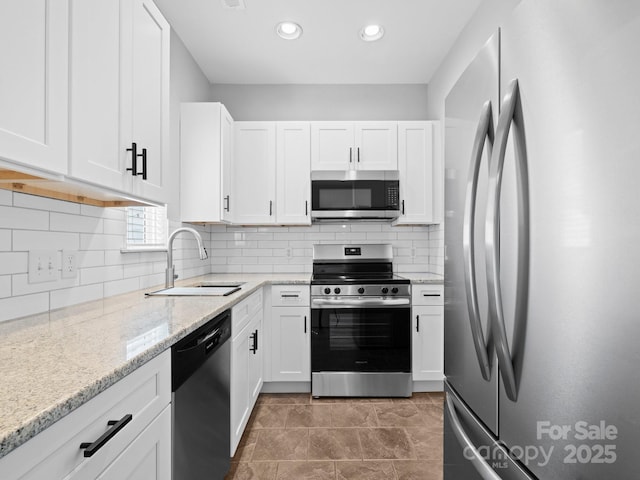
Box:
[165,227,208,288]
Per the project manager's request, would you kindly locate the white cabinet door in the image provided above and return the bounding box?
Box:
[180,103,233,223]
[0,0,68,174]
[412,305,444,382]
[271,306,310,382]
[394,121,439,225]
[230,289,263,455]
[230,321,251,455]
[68,0,169,203]
[311,122,354,170]
[247,312,264,407]
[354,122,398,170]
[96,406,171,480]
[69,0,130,193]
[128,0,170,203]
[233,122,276,224]
[311,122,397,171]
[221,107,234,223]
[276,122,311,225]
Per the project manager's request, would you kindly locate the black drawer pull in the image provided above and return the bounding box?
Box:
[281,294,300,298]
[80,414,133,457]
[422,293,441,297]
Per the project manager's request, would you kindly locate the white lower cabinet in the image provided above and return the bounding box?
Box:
[230,289,263,455]
[269,285,311,382]
[0,350,171,480]
[412,285,445,382]
[95,406,171,480]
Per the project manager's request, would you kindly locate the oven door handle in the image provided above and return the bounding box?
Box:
[311,297,410,309]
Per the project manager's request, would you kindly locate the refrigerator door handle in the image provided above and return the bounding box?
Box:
[463,100,494,382]
[445,393,502,480]
[486,78,530,402]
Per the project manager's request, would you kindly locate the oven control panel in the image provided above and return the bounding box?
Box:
[311,284,411,298]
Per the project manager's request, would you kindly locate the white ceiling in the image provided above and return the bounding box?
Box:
[154,0,482,85]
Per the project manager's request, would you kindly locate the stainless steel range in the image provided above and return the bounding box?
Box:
[310,244,412,397]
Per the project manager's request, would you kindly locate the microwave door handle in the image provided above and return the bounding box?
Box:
[463,100,494,382]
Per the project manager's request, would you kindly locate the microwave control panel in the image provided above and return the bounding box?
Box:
[386,184,400,208]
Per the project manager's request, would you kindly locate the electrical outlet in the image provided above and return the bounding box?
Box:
[61,250,78,279]
[28,250,58,283]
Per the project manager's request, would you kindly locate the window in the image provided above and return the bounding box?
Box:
[125,205,168,250]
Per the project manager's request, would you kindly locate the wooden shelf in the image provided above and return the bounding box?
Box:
[0,167,153,207]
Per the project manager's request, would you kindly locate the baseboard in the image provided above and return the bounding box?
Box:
[261,381,311,393]
[413,380,444,392]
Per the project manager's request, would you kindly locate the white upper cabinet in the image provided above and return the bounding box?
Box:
[233,122,277,224]
[394,121,443,225]
[354,122,398,170]
[276,122,311,225]
[180,103,234,223]
[0,0,69,174]
[311,122,398,171]
[69,0,170,203]
[128,0,170,202]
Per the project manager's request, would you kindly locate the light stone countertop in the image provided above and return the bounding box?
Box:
[401,272,444,284]
[0,271,442,459]
[0,273,309,459]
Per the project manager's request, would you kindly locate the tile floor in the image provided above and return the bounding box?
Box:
[224,392,444,480]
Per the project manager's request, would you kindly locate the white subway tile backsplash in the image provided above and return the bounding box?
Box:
[104,277,140,298]
[13,230,80,251]
[12,274,78,296]
[0,206,49,230]
[80,233,124,251]
[0,230,10,251]
[80,265,124,285]
[102,218,127,235]
[0,275,11,298]
[0,293,49,322]
[50,212,103,234]
[13,192,80,214]
[0,189,12,206]
[79,251,106,269]
[50,283,103,310]
[0,252,28,275]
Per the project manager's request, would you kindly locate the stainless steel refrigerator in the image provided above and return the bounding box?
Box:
[444,1,640,478]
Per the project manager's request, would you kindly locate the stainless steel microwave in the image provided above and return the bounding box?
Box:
[311,170,400,221]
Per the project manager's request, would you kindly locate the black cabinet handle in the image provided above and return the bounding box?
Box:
[349,147,353,163]
[80,414,133,458]
[224,195,230,212]
[250,329,259,354]
[305,200,308,216]
[416,314,420,332]
[357,147,360,163]
[281,294,300,298]
[402,200,405,215]
[304,315,307,333]
[269,200,273,216]
[139,148,147,180]
[423,293,441,297]
[126,143,138,176]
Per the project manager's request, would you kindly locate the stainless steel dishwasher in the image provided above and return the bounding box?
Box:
[172,309,231,480]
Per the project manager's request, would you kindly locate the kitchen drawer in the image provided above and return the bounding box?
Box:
[412,284,444,306]
[0,350,171,480]
[271,285,310,307]
[232,288,263,337]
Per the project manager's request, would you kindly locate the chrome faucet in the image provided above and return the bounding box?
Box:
[165,227,208,288]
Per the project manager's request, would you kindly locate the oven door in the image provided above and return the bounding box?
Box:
[310,301,411,373]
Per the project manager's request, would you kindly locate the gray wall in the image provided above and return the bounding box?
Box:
[426,0,521,121]
[168,31,213,220]
[210,84,429,121]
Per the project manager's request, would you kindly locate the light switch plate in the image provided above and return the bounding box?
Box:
[28,250,58,283]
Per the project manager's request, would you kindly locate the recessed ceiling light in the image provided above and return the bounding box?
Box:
[360,24,384,42]
[276,21,303,40]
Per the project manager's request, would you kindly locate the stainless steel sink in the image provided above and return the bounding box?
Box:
[146,283,244,297]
